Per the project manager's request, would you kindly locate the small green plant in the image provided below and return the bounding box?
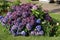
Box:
[0,0,12,15]
[12,0,21,5]
[26,0,32,3]
[0,0,21,15]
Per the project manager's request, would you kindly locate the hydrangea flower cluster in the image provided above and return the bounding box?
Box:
[0,3,53,36]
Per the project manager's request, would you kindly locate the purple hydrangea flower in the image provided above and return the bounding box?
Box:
[22,12,28,18]
[26,23,32,31]
[16,11,22,16]
[7,12,12,16]
[22,18,27,25]
[9,16,13,20]
[30,16,35,20]
[15,6,20,11]
[30,31,35,35]
[11,25,18,30]
[35,30,44,36]
[32,5,38,10]
[35,31,39,36]
[38,30,44,35]
[26,17,30,23]
[30,20,35,26]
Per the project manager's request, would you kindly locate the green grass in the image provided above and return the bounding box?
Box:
[0,13,60,40]
[49,13,60,22]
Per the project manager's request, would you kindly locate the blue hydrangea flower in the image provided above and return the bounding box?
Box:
[18,23,23,31]
[0,16,4,19]
[36,25,41,31]
[2,18,8,24]
[17,18,21,23]
[21,31,26,36]
[36,19,41,24]
[0,16,4,23]
[11,25,18,36]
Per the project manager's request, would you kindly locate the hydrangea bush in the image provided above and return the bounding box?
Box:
[0,3,59,36]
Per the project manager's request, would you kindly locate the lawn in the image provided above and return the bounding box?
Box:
[0,13,60,40]
[49,13,60,22]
